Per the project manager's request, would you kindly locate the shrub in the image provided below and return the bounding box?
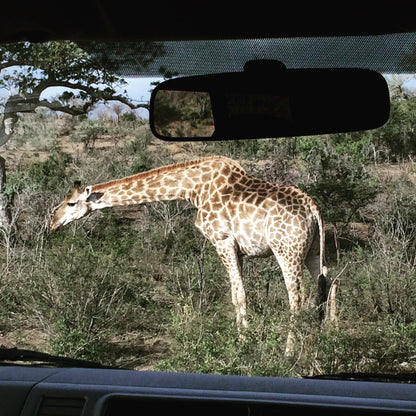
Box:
[70,119,107,149]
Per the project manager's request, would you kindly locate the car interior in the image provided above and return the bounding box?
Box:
[2,2,416,415]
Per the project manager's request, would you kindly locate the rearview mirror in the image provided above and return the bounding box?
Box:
[150,60,390,141]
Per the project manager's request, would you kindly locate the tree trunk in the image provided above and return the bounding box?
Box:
[0,113,17,230]
[326,278,340,325]
[0,155,11,230]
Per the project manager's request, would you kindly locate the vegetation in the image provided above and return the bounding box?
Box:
[0,40,164,229]
[2,76,416,377]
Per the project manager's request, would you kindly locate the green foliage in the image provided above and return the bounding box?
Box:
[373,99,416,160]
[157,307,291,376]
[6,150,72,197]
[70,120,107,149]
[297,132,372,164]
[296,136,378,224]
[42,225,138,361]
[331,132,373,163]
[77,41,166,74]
[11,109,62,148]
[208,138,262,159]
[0,41,124,98]
[119,112,138,124]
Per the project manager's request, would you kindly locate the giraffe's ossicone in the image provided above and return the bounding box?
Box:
[50,156,333,351]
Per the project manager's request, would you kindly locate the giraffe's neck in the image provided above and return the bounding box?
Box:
[89,160,207,209]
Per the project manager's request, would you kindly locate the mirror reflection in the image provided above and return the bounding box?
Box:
[153,90,215,138]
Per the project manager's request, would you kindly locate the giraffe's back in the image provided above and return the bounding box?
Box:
[195,156,319,258]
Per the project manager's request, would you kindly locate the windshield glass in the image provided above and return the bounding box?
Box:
[1,38,416,377]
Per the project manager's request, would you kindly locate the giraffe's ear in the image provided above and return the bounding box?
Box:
[86,192,104,203]
[74,180,82,188]
[84,186,103,203]
[71,181,83,196]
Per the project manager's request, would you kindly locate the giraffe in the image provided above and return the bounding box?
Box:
[50,156,333,352]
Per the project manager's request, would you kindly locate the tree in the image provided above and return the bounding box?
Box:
[362,75,416,162]
[0,40,164,229]
[297,136,378,262]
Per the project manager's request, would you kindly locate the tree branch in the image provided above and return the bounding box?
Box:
[0,60,20,70]
[37,100,86,116]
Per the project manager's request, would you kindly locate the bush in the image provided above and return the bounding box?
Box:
[70,119,107,149]
[371,99,416,161]
[6,150,72,195]
[157,306,292,376]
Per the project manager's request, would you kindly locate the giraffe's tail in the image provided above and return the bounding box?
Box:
[312,205,327,279]
[312,206,338,323]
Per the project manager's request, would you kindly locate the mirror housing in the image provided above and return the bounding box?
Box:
[150,60,390,141]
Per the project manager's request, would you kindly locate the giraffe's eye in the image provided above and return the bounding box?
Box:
[67,202,77,207]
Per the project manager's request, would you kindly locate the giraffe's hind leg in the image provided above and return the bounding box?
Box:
[213,236,248,330]
[281,263,303,356]
[270,244,304,356]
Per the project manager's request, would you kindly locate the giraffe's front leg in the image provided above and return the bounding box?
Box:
[213,237,248,329]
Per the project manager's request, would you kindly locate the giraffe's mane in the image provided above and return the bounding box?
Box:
[91,156,242,191]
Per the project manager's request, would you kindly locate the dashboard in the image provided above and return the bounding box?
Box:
[2,366,416,415]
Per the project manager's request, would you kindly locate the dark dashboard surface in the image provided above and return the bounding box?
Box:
[1,366,416,415]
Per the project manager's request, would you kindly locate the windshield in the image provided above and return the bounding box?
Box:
[1,38,416,378]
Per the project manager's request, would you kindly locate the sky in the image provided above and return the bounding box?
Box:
[123,77,161,103]
[122,77,161,118]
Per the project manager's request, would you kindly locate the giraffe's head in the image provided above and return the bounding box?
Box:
[50,181,104,230]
